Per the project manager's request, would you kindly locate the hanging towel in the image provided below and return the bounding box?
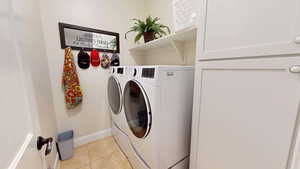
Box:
[62,47,83,109]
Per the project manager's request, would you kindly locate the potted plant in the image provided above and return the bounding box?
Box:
[125,16,171,43]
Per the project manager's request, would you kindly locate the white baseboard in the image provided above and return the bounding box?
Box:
[52,152,60,169]
[74,128,112,147]
[8,133,34,169]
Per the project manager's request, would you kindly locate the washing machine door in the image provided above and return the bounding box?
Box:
[107,76,122,115]
[123,80,152,139]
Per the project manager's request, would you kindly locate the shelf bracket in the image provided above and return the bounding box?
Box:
[170,39,186,64]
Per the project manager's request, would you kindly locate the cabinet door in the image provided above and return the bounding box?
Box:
[190,57,300,169]
[197,0,300,60]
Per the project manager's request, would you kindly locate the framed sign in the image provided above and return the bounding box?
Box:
[59,22,120,53]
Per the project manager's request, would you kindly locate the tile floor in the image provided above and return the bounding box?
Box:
[60,136,132,169]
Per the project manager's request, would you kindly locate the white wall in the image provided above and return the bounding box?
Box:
[1,0,58,168]
[145,0,175,32]
[39,0,147,140]
[144,0,196,65]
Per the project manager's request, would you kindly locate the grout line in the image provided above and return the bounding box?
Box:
[73,136,132,169]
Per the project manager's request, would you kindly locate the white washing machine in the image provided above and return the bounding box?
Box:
[107,66,132,158]
[123,66,139,135]
[123,65,195,169]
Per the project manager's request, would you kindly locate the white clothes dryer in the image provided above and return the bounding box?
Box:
[123,65,195,169]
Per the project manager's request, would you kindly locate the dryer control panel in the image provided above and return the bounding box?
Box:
[142,68,155,78]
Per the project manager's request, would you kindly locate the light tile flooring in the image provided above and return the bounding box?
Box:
[60,136,132,169]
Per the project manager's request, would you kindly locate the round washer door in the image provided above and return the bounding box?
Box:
[123,80,151,138]
[107,76,122,115]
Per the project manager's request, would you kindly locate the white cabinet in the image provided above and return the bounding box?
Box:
[190,57,300,169]
[197,0,300,60]
[172,0,197,32]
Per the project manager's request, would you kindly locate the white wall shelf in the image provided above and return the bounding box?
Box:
[129,26,197,63]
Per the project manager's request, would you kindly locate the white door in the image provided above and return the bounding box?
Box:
[1,0,55,169]
[1,28,46,169]
[197,0,300,60]
[190,57,300,169]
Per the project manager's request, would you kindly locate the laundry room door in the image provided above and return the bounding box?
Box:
[107,76,122,115]
[123,80,152,138]
[1,0,55,169]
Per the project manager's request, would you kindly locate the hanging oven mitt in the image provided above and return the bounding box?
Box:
[62,47,83,109]
[91,49,100,67]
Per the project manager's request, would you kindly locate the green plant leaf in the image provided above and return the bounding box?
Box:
[134,32,143,43]
[159,29,168,36]
[146,16,152,25]
[125,30,135,39]
[159,24,171,34]
[126,16,171,42]
[153,17,160,23]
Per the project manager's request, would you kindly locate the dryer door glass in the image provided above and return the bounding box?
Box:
[107,76,122,115]
[124,80,151,138]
